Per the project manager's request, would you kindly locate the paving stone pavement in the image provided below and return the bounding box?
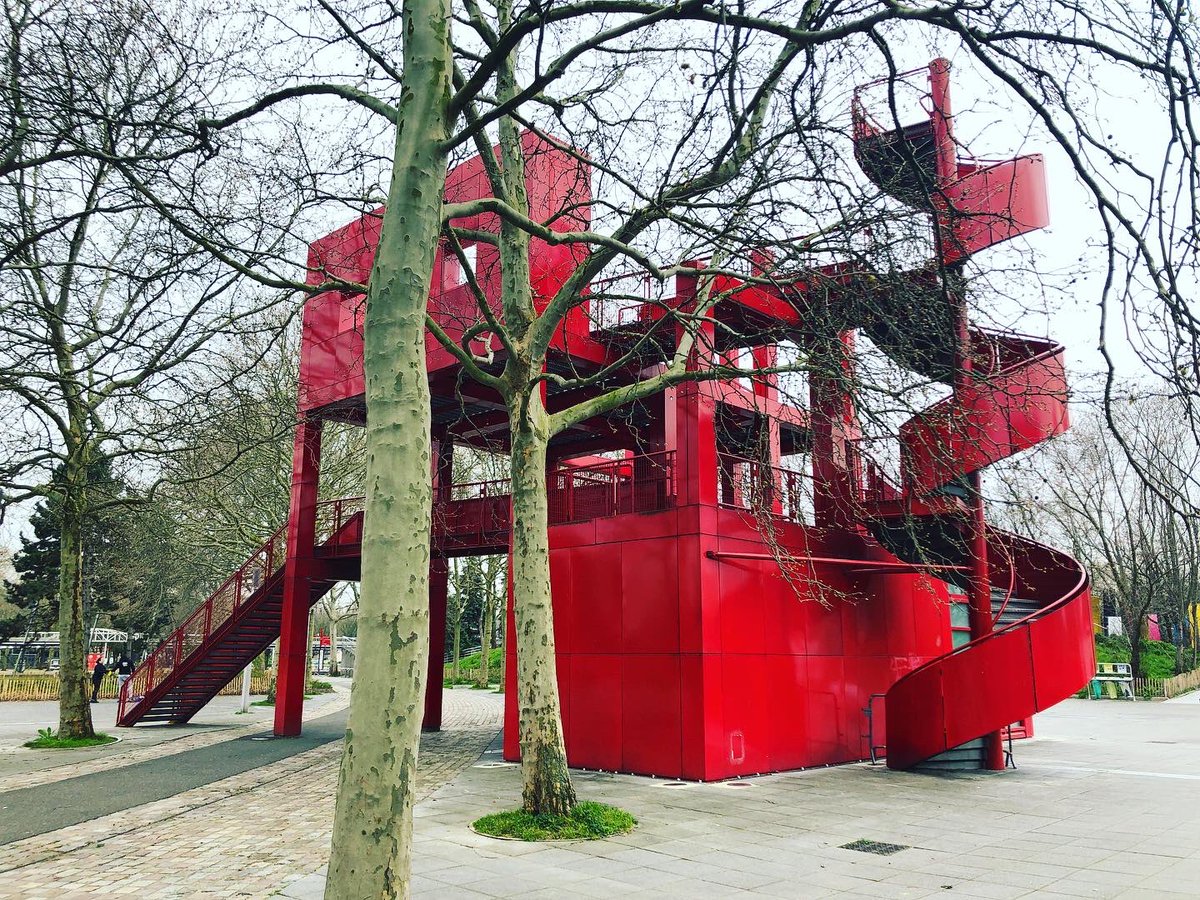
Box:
[282,697,1200,900]
[0,687,504,900]
[4,689,1198,899]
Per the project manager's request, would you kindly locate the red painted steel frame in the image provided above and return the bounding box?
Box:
[275,417,322,736]
[120,60,1092,779]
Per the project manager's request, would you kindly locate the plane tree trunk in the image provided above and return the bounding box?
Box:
[323,0,451,893]
[508,396,576,816]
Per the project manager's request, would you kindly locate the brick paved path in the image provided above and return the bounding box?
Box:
[0,688,503,900]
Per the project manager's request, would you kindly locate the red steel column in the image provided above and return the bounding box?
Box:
[423,437,453,731]
[424,558,449,730]
[275,417,322,737]
[675,262,718,507]
[809,331,859,528]
[936,56,1004,770]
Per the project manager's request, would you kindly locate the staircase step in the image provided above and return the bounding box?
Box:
[915,738,985,772]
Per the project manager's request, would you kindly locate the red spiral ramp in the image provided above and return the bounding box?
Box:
[852,60,1095,770]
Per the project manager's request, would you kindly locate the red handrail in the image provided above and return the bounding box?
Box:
[716,452,811,525]
[885,532,1092,769]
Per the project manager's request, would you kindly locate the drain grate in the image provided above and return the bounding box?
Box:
[839,839,909,856]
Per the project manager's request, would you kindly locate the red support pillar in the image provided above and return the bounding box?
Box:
[673,263,718,507]
[275,417,322,737]
[423,437,454,731]
[809,331,860,528]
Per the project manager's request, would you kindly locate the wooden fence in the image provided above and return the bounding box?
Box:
[1131,669,1200,699]
[1163,668,1200,698]
[0,671,272,702]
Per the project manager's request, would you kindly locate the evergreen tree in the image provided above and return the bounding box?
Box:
[8,461,130,639]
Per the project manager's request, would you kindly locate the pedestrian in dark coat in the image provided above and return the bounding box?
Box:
[91,659,108,703]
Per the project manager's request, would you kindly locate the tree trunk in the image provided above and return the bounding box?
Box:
[1125,610,1143,678]
[267,638,279,703]
[329,618,339,677]
[451,619,462,681]
[480,587,492,686]
[324,0,450,892]
[56,483,94,739]
[305,608,315,693]
[509,400,577,816]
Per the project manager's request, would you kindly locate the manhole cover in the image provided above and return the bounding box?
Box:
[660,781,689,788]
[840,839,909,856]
[722,780,753,788]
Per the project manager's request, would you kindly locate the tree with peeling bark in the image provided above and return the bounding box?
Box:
[148,0,1200,894]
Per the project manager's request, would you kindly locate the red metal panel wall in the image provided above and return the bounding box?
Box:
[503,500,960,779]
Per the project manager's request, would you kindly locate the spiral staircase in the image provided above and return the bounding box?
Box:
[852,61,1094,771]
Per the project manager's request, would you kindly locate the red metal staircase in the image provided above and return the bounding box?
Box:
[859,331,1094,769]
[852,60,1094,770]
[116,501,365,726]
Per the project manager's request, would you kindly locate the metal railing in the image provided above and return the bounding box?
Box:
[316,496,365,551]
[119,451,678,723]
[716,453,812,526]
[118,523,288,722]
[547,451,676,524]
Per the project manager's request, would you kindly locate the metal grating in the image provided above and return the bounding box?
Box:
[839,839,909,856]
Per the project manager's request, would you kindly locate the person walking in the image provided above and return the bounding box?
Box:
[91,658,108,703]
[115,653,134,696]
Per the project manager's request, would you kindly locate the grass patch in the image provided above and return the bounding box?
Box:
[253,693,318,706]
[1095,636,1180,678]
[25,728,117,750]
[472,801,635,842]
[307,679,335,695]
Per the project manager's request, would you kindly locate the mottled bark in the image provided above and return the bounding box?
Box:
[324,0,451,894]
[56,461,93,739]
[509,400,577,815]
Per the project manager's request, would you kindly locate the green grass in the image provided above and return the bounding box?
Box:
[456,648,503,673]
[252,694,317,706]
[307,679,335,695]
[472,801,636,841]
[25,728,117,750]
[1095,636,1180,678]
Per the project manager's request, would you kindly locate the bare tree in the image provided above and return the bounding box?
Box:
[993,394,1200,676]
[0,0,303,738]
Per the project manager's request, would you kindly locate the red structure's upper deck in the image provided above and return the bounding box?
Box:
[299,131,602,419]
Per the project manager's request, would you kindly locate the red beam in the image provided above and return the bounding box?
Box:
[705,550,967,572]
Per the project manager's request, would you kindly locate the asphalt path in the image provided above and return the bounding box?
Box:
[0,705,349,846]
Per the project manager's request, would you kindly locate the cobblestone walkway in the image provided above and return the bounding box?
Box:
[0,690,352,795]
[0,688,503,900]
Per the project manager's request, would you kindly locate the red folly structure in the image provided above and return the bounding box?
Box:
[118,62,1094,775]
